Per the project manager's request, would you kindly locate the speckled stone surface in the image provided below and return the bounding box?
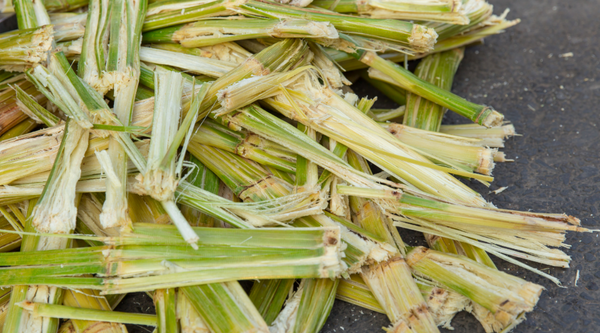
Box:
[2,0,599,332]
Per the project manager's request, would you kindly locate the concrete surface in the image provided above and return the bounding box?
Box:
[2,0,599,332]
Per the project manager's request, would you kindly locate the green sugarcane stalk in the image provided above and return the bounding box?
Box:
[356,50,504,127]
[399,47,499,272]
[249,279,295,325]
[62,288,127,333]
[3,117,87,333]
[100,0,149,230]
[359,70,406,106]
[154,288,178,333]
[311,0,468,24]
[346,150,438,333]
[238,0,437,53]
[177,288,211,332]
[44,0,89,12]
[182,282,270,333]
[439,123,517,148]
[181,155,221,227]
[14,0,50,30]
[383,122,497,175]
[13,83,59,127]
[192,118,297,174]
[269,278,339,333]
[143,0,239,31]
[406,247,543,331]
[403,48,464,131]
[17,302,158,326]
[148,41,252,65]
[0,26,54,72]
[143,18,338,48]
[0,224,345,293]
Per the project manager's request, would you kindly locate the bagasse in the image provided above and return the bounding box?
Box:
[0,0,590,332]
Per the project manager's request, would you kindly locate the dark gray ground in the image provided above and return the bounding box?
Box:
[2,0,600,332]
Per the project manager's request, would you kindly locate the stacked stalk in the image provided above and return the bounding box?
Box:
[0,1,583,332]
[0,224,346,292]
[393,47,499,267]
[237,0,437,54]
[2,52,95,332]
[336,184,585,284]
[347,150,438,333]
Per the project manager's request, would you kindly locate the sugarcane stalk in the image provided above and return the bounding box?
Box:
[149,41,252,64]
[358,51,504,127]
[192,118,297,174]
[337,185,585,282]
[13,0,50,30]
[144,18,338,48]
[17,302,157,326]
[3,118,87,333]
[383,123,496,175]
[155,288,178,333]
[177,288,211,333]
[0,215,22,252]
[399,46,499,273]
[0,119,37,142]
[336,274,385,313]
[440,123,517,148]
[12,83,59,127]
[403,48,463,131]
[259,78,492,203]
[182,282,270,333]
[359,70,406,106]
[269,278,339,333]
[50,13,86,42]
[406,247,543,332]
[249,279,295,325]
[143,0,239,32]
[0,224,345,293]
[140,46,236,77]
[0,26,54,72]
[100,0,149,231]
[77,0,112,93]
[312,0,468,24]
[346,150,438,332]
[62,289,128,333]
[238,0,437,53]
[44,0,89,12]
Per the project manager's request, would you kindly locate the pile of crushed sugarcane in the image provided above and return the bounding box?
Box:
[0,0,588,332]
